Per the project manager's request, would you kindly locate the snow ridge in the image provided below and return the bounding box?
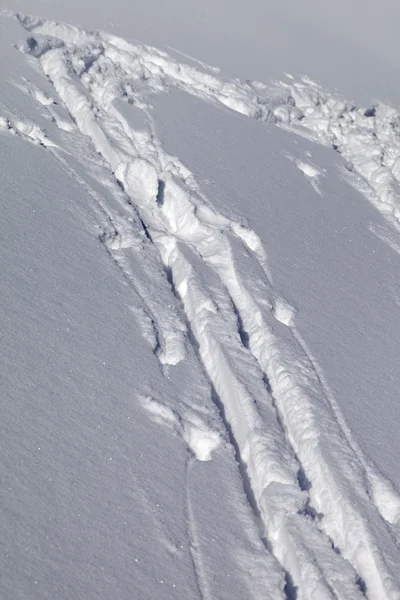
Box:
[4,12,400,600]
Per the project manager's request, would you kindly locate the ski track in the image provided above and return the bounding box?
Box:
[2,11,400,600]
[185,457,212,600]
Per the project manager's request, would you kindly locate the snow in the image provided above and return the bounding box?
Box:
[1,3,400,600]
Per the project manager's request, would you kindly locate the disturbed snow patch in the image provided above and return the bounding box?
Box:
[272,297,297,327]
[286,152,324,195]
[139,395,221,461]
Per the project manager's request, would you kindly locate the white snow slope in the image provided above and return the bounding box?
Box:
[1,3,400,600]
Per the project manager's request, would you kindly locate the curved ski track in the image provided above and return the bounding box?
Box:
[2,12,400,600]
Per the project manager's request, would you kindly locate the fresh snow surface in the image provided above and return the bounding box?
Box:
[1,5,400,600]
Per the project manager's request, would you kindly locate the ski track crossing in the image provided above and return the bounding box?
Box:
[2,11,400,600]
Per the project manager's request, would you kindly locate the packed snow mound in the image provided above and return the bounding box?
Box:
[2,10,400,600]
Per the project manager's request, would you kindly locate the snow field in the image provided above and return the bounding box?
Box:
[1,10,400,600]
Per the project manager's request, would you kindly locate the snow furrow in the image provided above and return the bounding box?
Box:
[158,233,365,600]
[185,457,218,600]
[156,170,399,600]
[9,12,400,599]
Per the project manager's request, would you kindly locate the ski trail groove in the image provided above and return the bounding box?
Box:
[164,262,297,599]
[6,11,400,599]
[185,457,210,600]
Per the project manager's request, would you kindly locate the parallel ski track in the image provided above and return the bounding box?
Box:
[3,12,400,600]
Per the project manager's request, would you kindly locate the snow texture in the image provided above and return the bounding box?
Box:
[1,7,400,600]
